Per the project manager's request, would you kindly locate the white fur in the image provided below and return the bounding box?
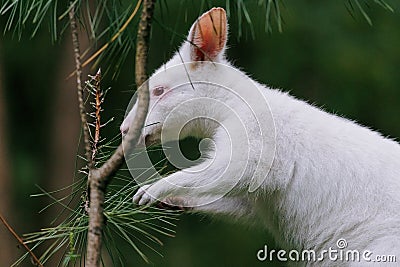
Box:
[122,8,400,266]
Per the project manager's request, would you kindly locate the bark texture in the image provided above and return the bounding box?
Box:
[85,0,156,266]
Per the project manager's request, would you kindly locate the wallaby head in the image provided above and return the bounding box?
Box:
[120,7,230,146]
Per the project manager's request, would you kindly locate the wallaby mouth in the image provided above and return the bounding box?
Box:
[144,134,160,147]
[144,128,162,147]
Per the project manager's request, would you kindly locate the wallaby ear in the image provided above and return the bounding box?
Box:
[188,7,227,62]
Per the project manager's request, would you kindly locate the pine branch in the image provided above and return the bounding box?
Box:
[85,0,156,265]
[88,69,103,163]
[69,2,94,170]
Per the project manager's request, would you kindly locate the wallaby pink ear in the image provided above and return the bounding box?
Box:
[189,7,227,62]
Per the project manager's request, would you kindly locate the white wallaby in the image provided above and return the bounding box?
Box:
[121,7,400,266]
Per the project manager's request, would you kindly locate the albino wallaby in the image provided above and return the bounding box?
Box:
[121,7,400,266]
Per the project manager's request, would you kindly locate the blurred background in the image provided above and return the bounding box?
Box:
[0,0,399,266]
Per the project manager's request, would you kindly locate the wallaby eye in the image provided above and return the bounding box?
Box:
[153,86,165,96]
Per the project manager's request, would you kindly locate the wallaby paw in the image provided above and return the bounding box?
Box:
[133,181,174,206]
[132,184,154,205]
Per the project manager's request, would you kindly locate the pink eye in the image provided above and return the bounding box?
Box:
[153,86,165,96]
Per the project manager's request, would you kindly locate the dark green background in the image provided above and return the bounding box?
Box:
[1,0,399,266]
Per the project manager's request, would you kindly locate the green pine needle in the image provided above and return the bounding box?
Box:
[12,75,179,266]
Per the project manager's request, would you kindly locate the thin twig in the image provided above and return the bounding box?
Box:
[91,69,102,162]
[0,212,43,267]
[69,3,94,170]
[85,0,156,266]
[69,1,95,220]
[92,0,155,183]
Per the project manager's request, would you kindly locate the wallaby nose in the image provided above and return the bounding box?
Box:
[120,124,129,136]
